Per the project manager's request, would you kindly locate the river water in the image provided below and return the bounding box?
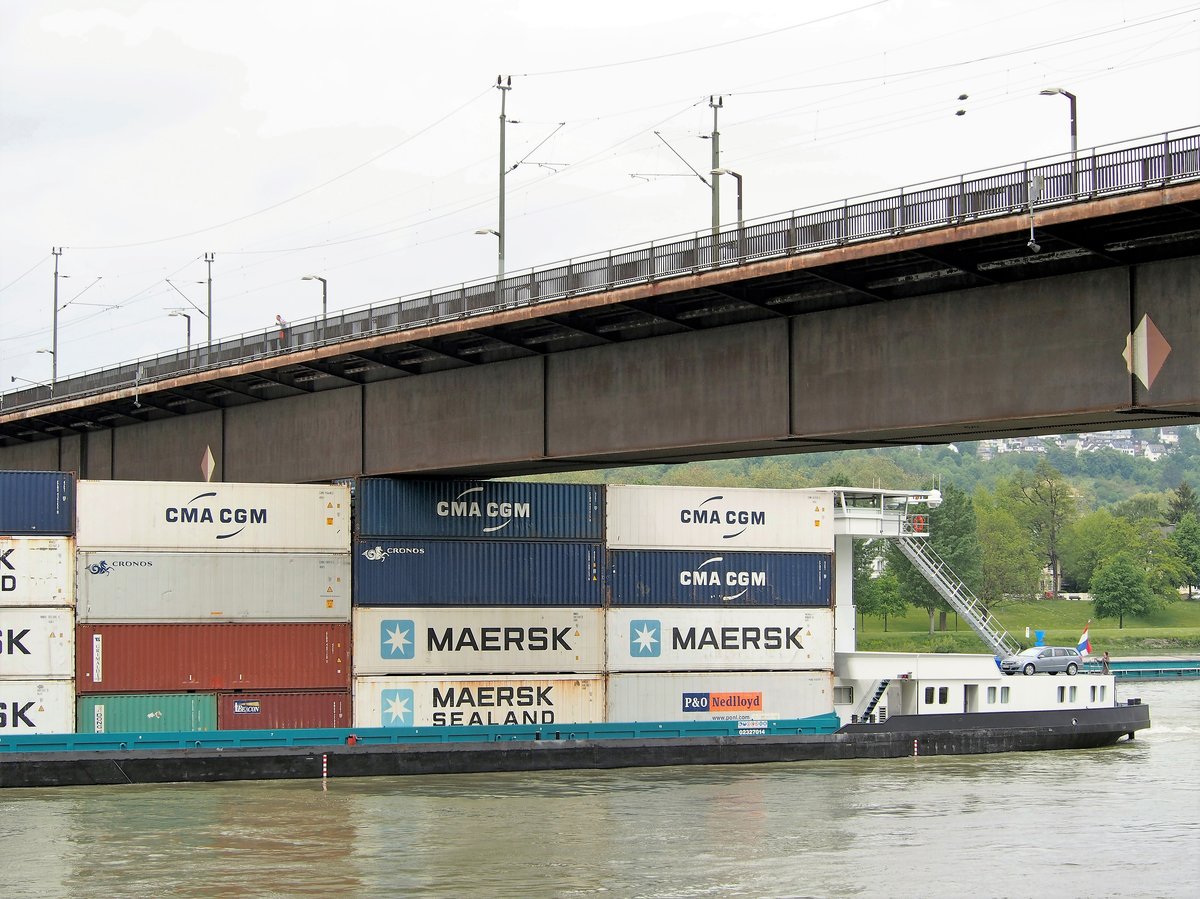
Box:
[3,680,1197,898]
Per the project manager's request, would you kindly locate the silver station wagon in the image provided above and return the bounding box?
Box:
[1000,646,1083,676]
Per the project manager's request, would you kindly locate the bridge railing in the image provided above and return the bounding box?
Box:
[3,127,1198,415]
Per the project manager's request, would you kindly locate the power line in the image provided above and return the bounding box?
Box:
[518,1,890,76]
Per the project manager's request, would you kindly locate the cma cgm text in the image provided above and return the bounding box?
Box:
[163,507,267,524]
[436,501,531,519]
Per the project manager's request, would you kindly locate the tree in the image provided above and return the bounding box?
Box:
[886,483,982,633]
[1091,554,1155,628]
[1167,481,1200,526]
[1172,513,1200,600]
[1059,510,1137,590]
[857,571,907,631]
[1004,460,1078,596]
[974,487,1042,603]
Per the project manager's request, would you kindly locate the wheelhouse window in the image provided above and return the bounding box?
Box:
[834,686,854,705]
[938,687,949,704]
[987,686,997,704]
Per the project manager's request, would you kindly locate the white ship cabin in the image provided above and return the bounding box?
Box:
[834,652,1118,723]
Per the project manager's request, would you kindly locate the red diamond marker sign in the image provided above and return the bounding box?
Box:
[1123,314,1171,390]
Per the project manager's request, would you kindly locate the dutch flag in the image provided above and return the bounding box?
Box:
[1077,624,1092,657]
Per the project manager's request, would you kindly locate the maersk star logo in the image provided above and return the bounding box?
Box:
[381,620,415,659]
[381,689,414,727]
[630,619,661,657]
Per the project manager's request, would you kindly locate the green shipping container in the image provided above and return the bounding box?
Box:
[76,694,217,734]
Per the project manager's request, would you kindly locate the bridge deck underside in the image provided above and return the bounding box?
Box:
[2,184,1198,481]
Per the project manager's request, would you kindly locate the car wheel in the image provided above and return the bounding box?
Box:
[1066,663,1078,675]
[1023,663,1036,676]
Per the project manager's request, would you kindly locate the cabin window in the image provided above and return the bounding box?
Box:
[987,686,997,704]
[1100,686,1106,701]
[938,687,949,705]
[834,686,854,705]
[1069,686,1077,702]
[924,687,935,704]
[1090,686,1097,702]
[1057,686,1066,702]
[1000,686,1010,703]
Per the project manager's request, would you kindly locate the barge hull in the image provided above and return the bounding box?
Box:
[0,704,1149,789]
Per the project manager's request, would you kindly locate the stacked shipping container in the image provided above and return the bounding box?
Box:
[0,472,78,734]
[74,480,353,732]
[604,485,836,722]
[351,480,605,728]
[1,473,840,737]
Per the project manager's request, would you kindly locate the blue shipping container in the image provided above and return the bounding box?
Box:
[0,471,75,535]
[353,539,604,606]
[609,550,831,607]
[355,479,603,541]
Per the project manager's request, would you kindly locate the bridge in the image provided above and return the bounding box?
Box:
[1,127,1198,483]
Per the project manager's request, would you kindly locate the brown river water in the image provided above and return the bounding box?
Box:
[2,680,1196,898]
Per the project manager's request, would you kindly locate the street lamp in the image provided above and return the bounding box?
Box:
[711,168,744,258]
[167,309,192,365]
[1040,88,1078,193]
[301,275,327,338]
[35,349,54,396]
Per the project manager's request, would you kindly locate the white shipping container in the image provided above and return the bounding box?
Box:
[353,675,605,728]
[0,537,74,608]
[76,481,350,552]
[606,671,833,722]
[0,607,74,679]
[607,608,834,672]
[0,680,75,733]
[353,607,604,675]
[77,552,351,622]
[606,485,833,552]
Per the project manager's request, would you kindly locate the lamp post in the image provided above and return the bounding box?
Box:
[493,75,511,279]
[1039,88,1078,193]
[50,247,61,387]
[168,309,192,365]
[35,349,54,396]
[705,166,744,232]
[302,275,327,338]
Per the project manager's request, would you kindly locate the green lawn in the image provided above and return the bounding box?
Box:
[854,598,1200,655]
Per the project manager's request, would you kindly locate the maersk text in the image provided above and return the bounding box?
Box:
[671,626,803,651]
[427,627,572,652]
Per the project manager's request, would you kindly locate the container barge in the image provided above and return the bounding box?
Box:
[0,475,1152,788]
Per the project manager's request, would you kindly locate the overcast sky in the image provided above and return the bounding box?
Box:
[2,0,1197,389]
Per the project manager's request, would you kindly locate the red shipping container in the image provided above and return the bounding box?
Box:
[76,623,351,693]
[218,691,351,730]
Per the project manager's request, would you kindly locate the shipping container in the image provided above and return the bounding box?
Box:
[353,607,605,675]
[0,537,74,608]
[606,608,834,672]
[77,552,351,622]
[608,550,831,607]
[353,675,604,728]
[75,481,350,552]
[0,471,75,536]
[356,479,603,541]
[0,607,74,679]
[353,539,603,606]
[76,623,351,693]
[0,680,74,733]
[76,693,217,733]
[606,671,834,722]
[607,485,833,552]
[217,691,351,730]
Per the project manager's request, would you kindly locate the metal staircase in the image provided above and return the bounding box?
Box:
[857,679,891,722]
[895,537,1020,659]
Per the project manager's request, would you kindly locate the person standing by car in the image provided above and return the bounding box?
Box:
[1101,651,1111,675]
